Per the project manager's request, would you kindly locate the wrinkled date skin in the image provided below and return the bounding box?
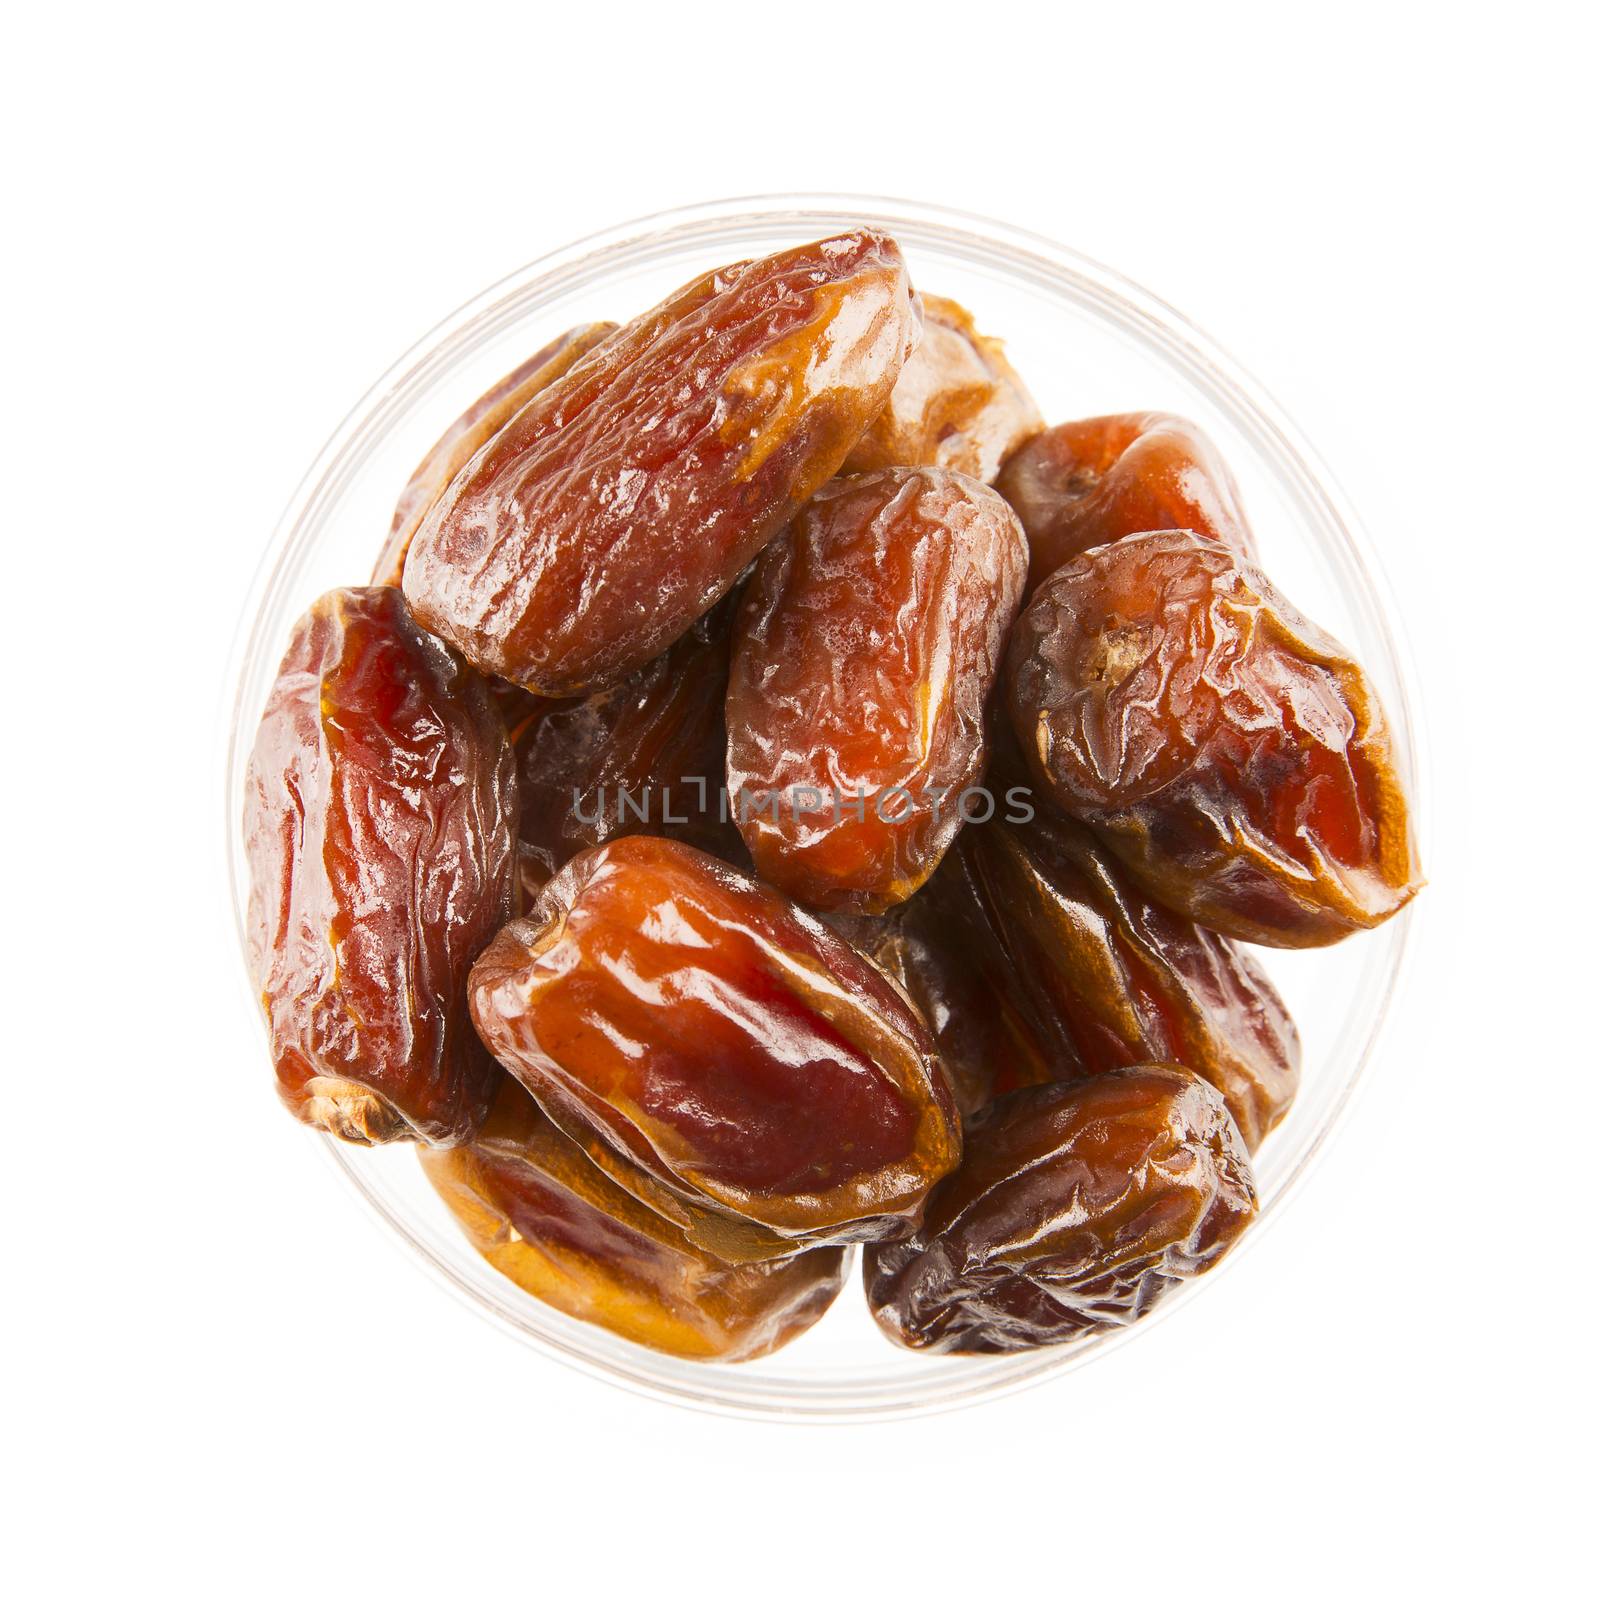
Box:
[996,412,1258,594]
[403,231,919,696]
[371,322,618,588]
[865,1065,1258,1354]
[842,293,1041,482]
[727,467,1028,913]
[515,590,742,894]
[419,1080,847,1361]
[962,811,1300,1148]
[468,836,962,1258]
[244,587,518,1144]
[827,848,1056,1121]
[1007,529,1422,947]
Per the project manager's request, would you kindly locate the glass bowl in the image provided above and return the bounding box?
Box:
[223,194,1423,1421]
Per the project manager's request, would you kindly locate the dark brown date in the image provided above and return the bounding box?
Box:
[403,231,918,696]
[244,586,517,1144]
[468,836,962,1256]
[515,590,741,891]
[865,1065,1258,1354]
[419,1079,847,1361]
[1007,529,1422,947]
[961,811,1300,1148]
[842,293,1040,482]
[995,412,1257,593]
[827,847,1056,1121]
[726,467,1027,913]
[371,323,618,588]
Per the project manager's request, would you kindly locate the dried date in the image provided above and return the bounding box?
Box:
[515,590,741,889]
[1006,529,1422,946]
[827,847,1056,1121]
[244,586,517,1144]
[419,1079,847,1361]
[962,810,1300,1148]
[403,231,918,696]
[995,412,1257,593]
[726,467,1027,913]
[842,293,1040,481]
[372,322,618,588]
[468,836,961,1255]
[865,1065,1258,1353]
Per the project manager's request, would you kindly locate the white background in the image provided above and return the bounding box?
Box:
[5,3,1594,1594]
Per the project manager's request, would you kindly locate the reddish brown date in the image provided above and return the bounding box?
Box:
[468,836,962,1256]
[403,231,918,696]
[726,467,1028,913]
[244,586,517,1144]
[996,412,1258,593]
[827,848,1056,1121]
[1007,529,1422,947]
[842,293,1040,482]
[419,1080,846,1361]
[865,1065,1258,1354]
[515,590,741,893]
[962,811,1300,1148]
[371,322,618,588]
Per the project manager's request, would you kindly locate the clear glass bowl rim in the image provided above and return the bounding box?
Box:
[221,192,1426,1423]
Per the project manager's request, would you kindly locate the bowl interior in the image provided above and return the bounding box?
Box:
[224,196,1419,1421]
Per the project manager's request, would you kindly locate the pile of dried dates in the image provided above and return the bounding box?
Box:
[245,230,1422,1363]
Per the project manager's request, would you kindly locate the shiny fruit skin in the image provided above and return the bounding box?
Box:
[468,836,962,1256]
[865,1066,1258,1354]
[419,1079,847,1361]
[727,466,1027,913]
[996,411,1259,594]
[842,293,1040,482]
[1007,529,1422,946]
[403,230,919,696]
[244,586,517,1145]
[372,322,618,588]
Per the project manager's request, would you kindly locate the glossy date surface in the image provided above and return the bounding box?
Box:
[996,411,1257,593]
[865,1065,1258,1353]
[371,322,618,588]
[1007,529,1422,946]
[468,836,961,1255]
[403,230,918,696]
[241,227,1426,1367]
[963,811,1300,1148]
[419,1079,847,1361]
[244,586,517,1144]
[727,467,1027,913]
[842,293,1040,482]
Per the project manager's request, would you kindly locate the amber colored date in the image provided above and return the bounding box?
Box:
[419,1080,847,1361]
[961,811,1300,1148]
[515,590,741,891]
[1007,529,1422,947]
[371,323,618,588]
[403,231,918,696]
[842,293,1040,482]
[996,412,1258,594]
[244,586,517,1144]
[727,467,1027,913]
[468,836,961,1255]
[865,1065,1258,1354]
